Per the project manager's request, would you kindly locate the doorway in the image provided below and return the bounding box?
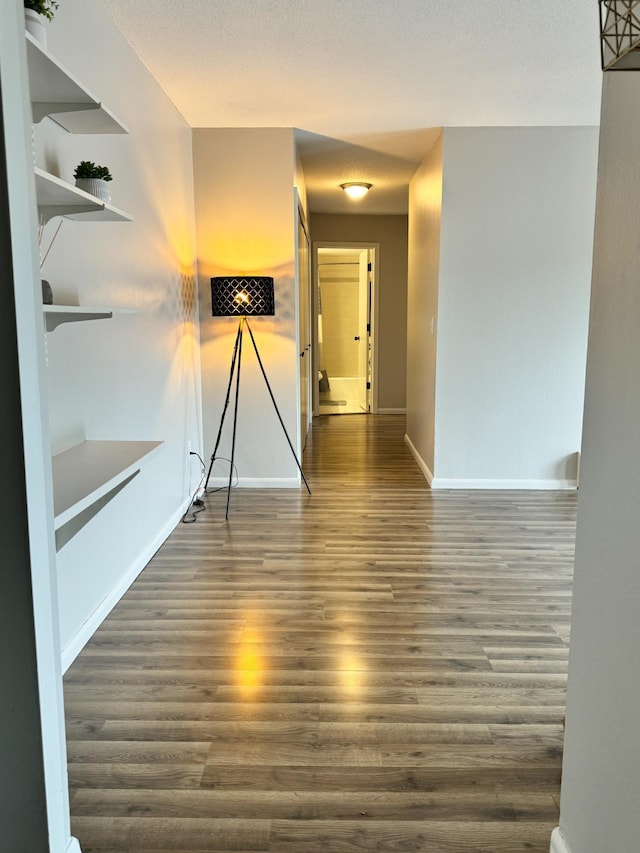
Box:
[314,244,378,415]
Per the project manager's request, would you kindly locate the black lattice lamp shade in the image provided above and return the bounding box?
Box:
[211,276,275,317]
[600,0,640,70]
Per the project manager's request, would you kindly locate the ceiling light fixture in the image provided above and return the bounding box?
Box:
[340,182,372,200]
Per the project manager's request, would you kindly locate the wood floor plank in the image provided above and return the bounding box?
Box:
[71,817,270,851]
[316,722,493,745]
[268,818,557,852]
[198,765,562,793]
[319,702,565,724]
[64,415,575,853]
[65,701,321,724]
[71,788,559,821]
[68,763,207,790]
[66,741,212,764]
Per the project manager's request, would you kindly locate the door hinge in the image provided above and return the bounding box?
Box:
[366,381,371,390]
[366,323,370,334]
[367,262,372,272]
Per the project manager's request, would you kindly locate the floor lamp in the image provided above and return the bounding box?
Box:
[204,275,311,519]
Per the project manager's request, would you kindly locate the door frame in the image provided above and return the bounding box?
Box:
[312,241,380,416]
[295,193,312,452]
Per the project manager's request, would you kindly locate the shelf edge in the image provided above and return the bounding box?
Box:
[53,439,164,533]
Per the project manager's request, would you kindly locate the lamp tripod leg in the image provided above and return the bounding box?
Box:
[244,319,311,495]
[225,320,244,519]
[203,321,242,494]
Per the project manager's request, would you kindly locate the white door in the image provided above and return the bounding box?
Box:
[297,210,312,449]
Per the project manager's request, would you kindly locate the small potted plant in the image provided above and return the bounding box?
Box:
[24,0,59,46]
[73,161,113,204]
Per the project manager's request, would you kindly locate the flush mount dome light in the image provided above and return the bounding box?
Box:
[340,182,372,199]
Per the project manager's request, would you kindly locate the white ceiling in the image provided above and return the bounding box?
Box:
[102,0,603,214]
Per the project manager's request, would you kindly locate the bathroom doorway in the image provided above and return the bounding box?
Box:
[315,244,378,415]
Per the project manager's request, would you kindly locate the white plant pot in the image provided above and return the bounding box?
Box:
[25,9,48,47]
[75,178,112,204]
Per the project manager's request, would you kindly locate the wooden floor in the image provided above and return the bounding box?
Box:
[64,414,576,853]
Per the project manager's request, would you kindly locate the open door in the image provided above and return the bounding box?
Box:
[316,244,376,416]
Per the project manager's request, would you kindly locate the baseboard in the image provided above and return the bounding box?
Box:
[402,434,578,491]
[67,837,82,853]
[60,502,187,673]
[550,827,572,853]
[431,478,577,490]
[404,433,434,485]
[206,476,302,488]
[378,408,406,414]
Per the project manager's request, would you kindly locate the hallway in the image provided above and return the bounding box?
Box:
[64,414,575,852]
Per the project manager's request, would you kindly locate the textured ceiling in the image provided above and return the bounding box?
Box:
[102,0,603,214]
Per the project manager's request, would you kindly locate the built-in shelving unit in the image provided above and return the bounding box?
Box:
[52,441,163,550]
[26,32,128,132]
[43,305,137,332]
[26,31,159,547]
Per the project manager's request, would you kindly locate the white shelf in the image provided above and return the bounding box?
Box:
[52,440,163,549]
[26,33,128,132]
[43,305,137,332]
[35,167,132,223]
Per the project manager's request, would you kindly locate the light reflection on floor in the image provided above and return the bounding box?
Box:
[319,376,367,415]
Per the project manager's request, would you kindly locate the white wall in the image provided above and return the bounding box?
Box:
[555,72,640,853]
[406,133,443,478]
[406,127,599,488]
[33,0,201,660]
[193,128,302,486]
[435,127,598,486]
